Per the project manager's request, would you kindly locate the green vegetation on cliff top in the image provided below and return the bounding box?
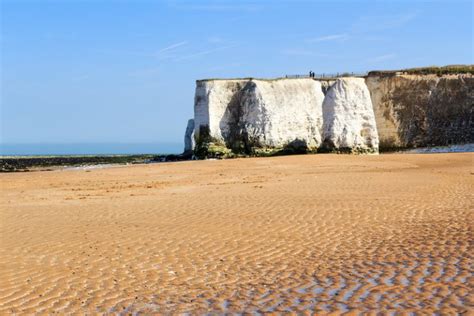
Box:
[369,65,473,76]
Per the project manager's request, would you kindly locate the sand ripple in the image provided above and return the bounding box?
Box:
[0,154,472,313]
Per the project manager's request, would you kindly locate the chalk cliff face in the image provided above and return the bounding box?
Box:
[322,78,379,153]
[189,70,472,157]
[194,78,325,156]
[239,79,324,151]
[366,73,473,148]
[194,80,248,144]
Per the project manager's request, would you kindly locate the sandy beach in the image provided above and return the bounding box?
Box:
[1,153,472,314]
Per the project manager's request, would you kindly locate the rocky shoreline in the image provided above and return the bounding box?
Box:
[5,142,473,172]
[0,154,189,172]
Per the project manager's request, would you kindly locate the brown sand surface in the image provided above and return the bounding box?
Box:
[1,153,473,314]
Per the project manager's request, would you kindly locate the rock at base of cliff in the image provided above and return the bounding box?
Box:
[322,78,379,153]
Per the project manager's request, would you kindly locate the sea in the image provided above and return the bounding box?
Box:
[0,143,182,156]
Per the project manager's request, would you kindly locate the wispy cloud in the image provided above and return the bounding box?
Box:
[155,41,188,55]
[306,33,349,43]
[174,44,237,62]
[302,12,417,47]
[95,41,188,59]
[368,53,397,63]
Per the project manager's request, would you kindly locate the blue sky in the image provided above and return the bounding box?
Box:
[1,0,473,145]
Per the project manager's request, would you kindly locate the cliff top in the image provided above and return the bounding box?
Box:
[368,65,473,76]
[196,76,361,83]
[196,77,313,83]
[197,65,473,82]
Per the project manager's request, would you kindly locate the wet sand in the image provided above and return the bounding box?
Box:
[1,153,473,314]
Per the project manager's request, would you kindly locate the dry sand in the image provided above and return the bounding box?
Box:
[1,153,473,314]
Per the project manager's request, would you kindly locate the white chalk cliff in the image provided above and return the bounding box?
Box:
[322,78,379,152]
[187,69,472,157]
[192,77,378,156]
[239,79,324,150]
[193,78,325,154]
[194,80,248,144]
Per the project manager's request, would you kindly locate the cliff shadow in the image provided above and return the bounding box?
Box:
[276,139,311,155]
[219,81,251,154]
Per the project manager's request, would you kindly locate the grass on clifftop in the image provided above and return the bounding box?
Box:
[370,65,473,76]
[402,65,473,75]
